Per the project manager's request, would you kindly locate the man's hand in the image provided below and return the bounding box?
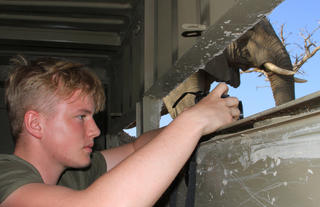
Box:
[182,83,240,136]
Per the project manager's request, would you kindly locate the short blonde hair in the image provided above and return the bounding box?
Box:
[5,56,106,142]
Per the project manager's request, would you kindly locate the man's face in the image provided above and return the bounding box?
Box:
[41,90,101,168]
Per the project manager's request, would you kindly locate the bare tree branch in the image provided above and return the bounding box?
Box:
[241,68,307,83]
[292,24,320,72]
[240,68,269,81]
[279,24,291,47]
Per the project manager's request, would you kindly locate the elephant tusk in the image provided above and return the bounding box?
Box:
[264,62,296,76]
[294,77,307,83]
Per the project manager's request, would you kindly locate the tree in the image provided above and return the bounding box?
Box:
[242,21,320,84]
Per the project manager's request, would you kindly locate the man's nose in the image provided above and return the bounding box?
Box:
[87,119,101,139]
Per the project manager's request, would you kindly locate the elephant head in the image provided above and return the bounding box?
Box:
[223,17,295,105]
[163,17,295,119]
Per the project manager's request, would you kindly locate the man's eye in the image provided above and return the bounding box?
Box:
[77,115,86,120]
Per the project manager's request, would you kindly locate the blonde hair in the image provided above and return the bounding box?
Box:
[5,56,106,142]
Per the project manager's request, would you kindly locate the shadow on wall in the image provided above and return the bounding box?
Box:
[0,109,14,154]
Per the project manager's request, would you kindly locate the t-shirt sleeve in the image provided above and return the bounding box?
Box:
[58,151,107,190]
[0,155,43,204]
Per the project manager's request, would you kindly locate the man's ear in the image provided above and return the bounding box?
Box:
[24,110,43,139]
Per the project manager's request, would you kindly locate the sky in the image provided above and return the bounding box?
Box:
[125,0,320,136]
[226,0,320,117]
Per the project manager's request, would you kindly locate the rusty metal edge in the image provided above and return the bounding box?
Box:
[203,90,320,141]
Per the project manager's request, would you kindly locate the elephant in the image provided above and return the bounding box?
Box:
[163,17,295,119]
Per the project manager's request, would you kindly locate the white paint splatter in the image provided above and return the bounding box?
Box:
[238,127,320,169]
[220,189,224,196]
[203,41,216,49]
[224,31,232,37]
[231,32,243,37]
[239,151,250,169]
[308,169,314,175]
[270,161,275,169]
[209,192,214,201]
[224,169,228,177]
[222,179,228,186]
[224,20,231,24]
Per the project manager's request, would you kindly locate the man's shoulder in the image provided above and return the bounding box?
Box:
[0,154,43,203]
[0,153,17,161]
[0,154,27,172]
[0,154,41,175]
[0,153,22,163]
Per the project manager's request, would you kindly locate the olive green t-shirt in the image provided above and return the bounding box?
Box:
[0,151,107,203]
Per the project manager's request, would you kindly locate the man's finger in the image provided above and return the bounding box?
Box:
[225,97,239,107]
[210,83,228,98]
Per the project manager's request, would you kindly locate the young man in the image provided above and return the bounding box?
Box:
[0,56,240,206]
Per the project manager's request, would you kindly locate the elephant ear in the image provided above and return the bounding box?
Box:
[204,53,240,88]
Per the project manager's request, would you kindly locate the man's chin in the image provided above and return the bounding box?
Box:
[72,156,91,169]
[81,158,92,168]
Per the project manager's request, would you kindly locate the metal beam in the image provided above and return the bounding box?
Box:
[0,14,125,25]
[0,26,121,46]
[0,1,132,9]
[0,50,112,59]
[145,0,284,99]
[136,0,161,136]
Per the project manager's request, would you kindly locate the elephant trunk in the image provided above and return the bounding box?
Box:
[265,30,295,106]
[264,60,296,105]
[267,72,295,106]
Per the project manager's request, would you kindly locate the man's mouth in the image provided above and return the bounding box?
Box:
[84,143,94,153]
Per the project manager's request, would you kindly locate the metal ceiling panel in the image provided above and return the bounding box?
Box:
[0,0,140,54]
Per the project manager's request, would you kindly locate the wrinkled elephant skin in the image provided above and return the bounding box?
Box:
[224,17,295,105]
